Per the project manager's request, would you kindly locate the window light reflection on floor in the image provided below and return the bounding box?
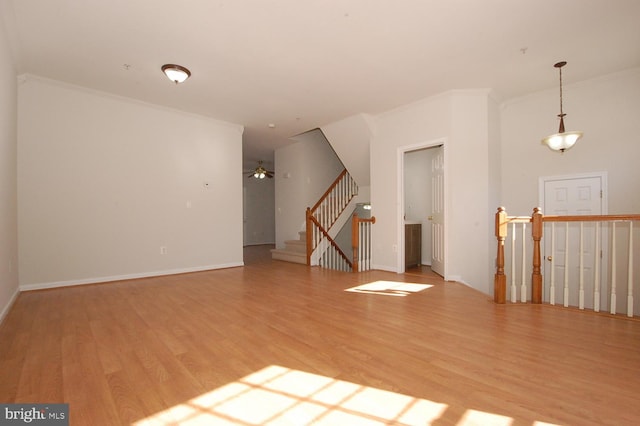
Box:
[133,365,446,425]
[345,281,433,296]
[132,364,554,426]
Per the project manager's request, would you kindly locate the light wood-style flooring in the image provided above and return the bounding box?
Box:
[1,245,639,425]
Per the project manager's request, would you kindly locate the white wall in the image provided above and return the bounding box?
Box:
[501,68,640,215]
[275,130,344,249]
[0,17,19,321]
[18,76,244,289]
[371,93,451,274]
[243,174,275,246]
[371,90,495,294]
[449,91,494,293]
[321,113,373,187]
[404,148,432,223]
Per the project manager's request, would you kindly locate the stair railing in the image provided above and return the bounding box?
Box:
[306,169,358,269]
[494,207,640,317]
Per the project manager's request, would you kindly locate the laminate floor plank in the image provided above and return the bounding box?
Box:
[1,245,639,425]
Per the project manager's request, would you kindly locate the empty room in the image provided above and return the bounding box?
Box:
[1,1,640,425]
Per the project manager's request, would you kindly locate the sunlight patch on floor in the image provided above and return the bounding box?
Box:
[459,409,513,425]
[345,281,433,297]
[132,365,448,425]
[130,364,550,426]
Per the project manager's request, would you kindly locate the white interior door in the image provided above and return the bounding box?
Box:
[430,146,445,276]
[542,174,605,308]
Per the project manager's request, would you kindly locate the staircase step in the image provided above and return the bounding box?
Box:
[271,249,306,264]
[283,239,306,253]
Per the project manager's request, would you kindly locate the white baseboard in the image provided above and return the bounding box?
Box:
[19,262,244,292]
[0,286,20,325]
[371,264,399,273]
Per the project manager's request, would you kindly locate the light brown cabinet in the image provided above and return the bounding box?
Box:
[405,224,421,268]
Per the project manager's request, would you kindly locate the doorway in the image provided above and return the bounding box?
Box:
[539,172,608,308]
[399,140,446,277]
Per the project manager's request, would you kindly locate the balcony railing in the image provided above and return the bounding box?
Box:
[494,207,640,317]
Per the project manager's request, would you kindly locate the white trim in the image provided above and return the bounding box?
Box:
[447,275,464,284]
[0,286,20,325]
[19,74,244,132]
[371,264,399,273]
[397,138,448,277]
[19,262,244,292]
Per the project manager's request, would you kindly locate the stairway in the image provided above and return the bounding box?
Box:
[270,231,306,264]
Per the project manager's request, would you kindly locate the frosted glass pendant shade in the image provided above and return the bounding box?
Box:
[541,131,583,152]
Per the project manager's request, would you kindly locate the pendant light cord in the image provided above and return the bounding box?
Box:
[558,65,564,116]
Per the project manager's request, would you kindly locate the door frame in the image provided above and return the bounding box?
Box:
[397,138,448,276]
[538,171,608,304]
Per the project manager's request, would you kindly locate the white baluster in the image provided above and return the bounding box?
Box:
[367,222,371,271]
[579,222,585,310]
[627,221,633,317]
[594,222,600,312]
[361,223,365,271]
[359,223,364,269]
[521,223,527,303]
[550,223,556,305]
[511,223,516,303]
[611,222,617,315]
[564,223,569,308]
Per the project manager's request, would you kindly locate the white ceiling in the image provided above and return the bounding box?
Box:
[2,0,639,170]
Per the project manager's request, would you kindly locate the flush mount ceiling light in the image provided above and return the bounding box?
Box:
[161,64,191,84]
[541,61,583,153]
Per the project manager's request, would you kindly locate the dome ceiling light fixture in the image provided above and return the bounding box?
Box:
[541,61,583,153]
[161,64,191,84]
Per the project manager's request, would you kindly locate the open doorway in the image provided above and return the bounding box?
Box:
[399,140,446,277]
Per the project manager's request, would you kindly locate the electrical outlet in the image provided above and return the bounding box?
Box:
[160,246,167,255]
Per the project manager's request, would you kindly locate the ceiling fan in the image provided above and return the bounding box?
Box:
[247,160,274,179]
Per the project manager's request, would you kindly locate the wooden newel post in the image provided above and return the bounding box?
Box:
[531,207,543,304]
[351,213,359,272]
[494,207,507,303]
[305,207,312,266]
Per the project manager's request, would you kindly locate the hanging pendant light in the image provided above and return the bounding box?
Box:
[161,64,191,84]
[541,61,583,153]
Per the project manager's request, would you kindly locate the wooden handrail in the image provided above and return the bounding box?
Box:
[542,214,640,222]
[306,169,358,267]
[309,169,348,214]
[308,214,352,268]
